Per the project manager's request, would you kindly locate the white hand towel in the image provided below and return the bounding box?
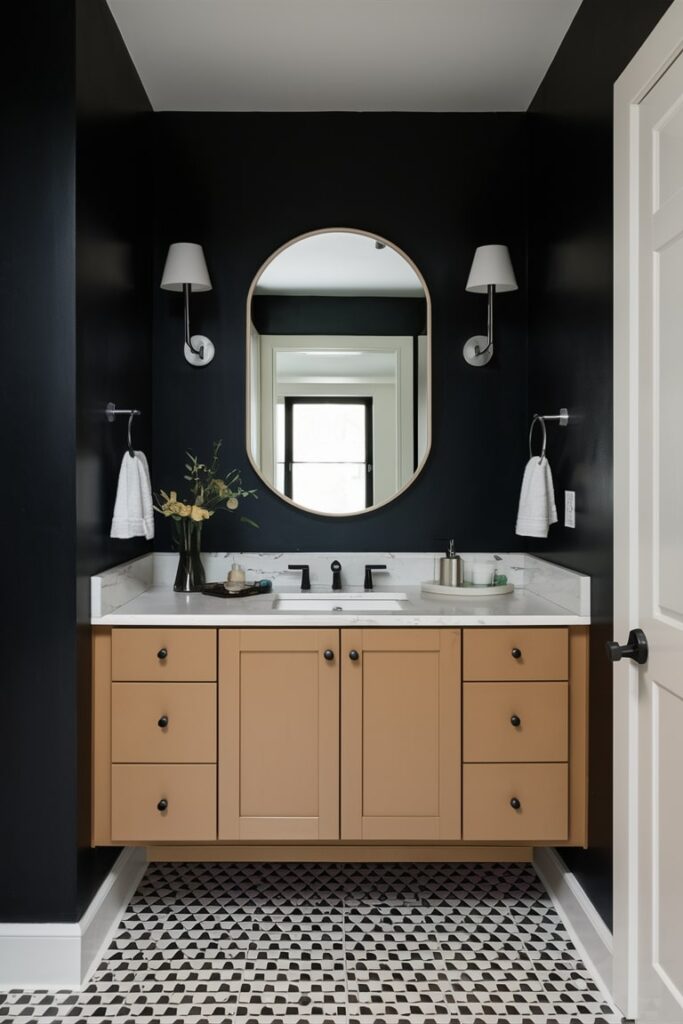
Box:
[110,451,155,540]
[515,456,558,538]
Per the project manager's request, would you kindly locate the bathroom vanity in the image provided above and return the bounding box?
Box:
[90,552,590,861]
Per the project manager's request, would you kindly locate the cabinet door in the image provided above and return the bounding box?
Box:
[219,629,339,840]
[342,628,461,840]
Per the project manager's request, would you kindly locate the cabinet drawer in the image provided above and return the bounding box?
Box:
[463,681,568,762]
[463,628,568,681]
[111,628,216,681]
[111,764,216,841]
[112,683,216,763]
[463,763,568,841]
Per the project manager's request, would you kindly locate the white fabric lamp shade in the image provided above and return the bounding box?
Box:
[160,242,212,293]
[466,244,517,293]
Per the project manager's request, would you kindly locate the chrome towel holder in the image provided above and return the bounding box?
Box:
[106,402,141,456]
[529,407,569,462]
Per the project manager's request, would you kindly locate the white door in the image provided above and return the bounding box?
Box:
[614,7,683,1020]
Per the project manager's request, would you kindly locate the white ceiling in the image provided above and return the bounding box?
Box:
[107,0,582,112]
[255,232,425,297]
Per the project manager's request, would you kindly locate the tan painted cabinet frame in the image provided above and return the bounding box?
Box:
[92,623,587,852]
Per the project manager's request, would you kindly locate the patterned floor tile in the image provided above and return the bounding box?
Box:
[0,861,621,1024]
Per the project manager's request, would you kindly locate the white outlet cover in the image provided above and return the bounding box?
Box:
[564,490,576,529]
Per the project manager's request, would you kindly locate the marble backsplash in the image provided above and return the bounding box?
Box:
[92,551,589,618]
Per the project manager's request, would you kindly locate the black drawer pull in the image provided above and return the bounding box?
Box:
[323,649,334,661]
[349,649,360,661]
[157,798,168,812]
[157,648,168,660]
[511,648,522,659]
[510,797,521,810]
[157,715,169,729]
[510,715,521,727]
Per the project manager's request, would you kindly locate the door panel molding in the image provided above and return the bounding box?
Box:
[614,8,683,1017]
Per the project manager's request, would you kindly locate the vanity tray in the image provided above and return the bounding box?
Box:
[201,581,272,599]
[421,580,514,598]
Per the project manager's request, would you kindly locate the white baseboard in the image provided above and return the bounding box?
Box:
[0,847,146,990]
[534,847,614,1000]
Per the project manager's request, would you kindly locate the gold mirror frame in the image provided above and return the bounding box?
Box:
[245,227,432,517]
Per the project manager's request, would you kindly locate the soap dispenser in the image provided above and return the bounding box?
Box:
[228,563,246,584]
[439,540,463,587]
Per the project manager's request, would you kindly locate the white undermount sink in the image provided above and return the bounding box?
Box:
[272,591,409,612]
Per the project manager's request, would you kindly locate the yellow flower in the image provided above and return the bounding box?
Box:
[174,502,192,517]
[226,497,239,510]
[190,504,211,522]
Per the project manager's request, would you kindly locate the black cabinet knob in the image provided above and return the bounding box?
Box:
[323,649,334,661]
[510,715,521,727]
[157,648,168,660]
[510,797,521,810]
[511,648,522,659]
[349,649,360,661]
[158,715,169,729]
[157,798,168,812]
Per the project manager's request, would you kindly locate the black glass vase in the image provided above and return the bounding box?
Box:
[173,518,206,593]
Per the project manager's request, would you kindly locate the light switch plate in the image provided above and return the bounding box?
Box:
[564,490,576,528]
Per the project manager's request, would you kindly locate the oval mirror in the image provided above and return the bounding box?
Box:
[246,228,431,516]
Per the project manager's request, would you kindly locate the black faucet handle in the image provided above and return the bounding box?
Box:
[330,560,342,591]
[288,564,311,591]
[364,564,387,590]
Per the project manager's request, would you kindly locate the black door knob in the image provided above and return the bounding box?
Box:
[511,648,522,659]
[158,715,169,728]
[606,628,649,665]
[157,648,168,660]
[510,715,521,727]
[349,649,360,661]
[510,797,521,810]
[157,798,168,812]
[323,649,334,661]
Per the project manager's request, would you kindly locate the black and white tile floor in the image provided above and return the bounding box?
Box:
[1,861,621,1024]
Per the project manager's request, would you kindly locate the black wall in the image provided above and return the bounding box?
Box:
[75,0,153,916]
[0,0,79,923]
[0,0,152,923]
[528,0,674,927]
[153,113,528,552]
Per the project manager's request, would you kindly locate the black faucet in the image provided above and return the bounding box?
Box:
[288,564,311,590]
[330,560,342,591]
[364,564,387,591]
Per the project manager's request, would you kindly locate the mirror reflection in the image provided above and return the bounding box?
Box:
[247,230,430,516]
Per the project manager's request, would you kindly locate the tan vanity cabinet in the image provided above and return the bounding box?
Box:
[341,628,461,841]
[94,627,218,845]
[461,626,587,845]
[218,629,340,841]
[93,622,588,851]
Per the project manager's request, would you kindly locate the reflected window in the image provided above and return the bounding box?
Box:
[282,398,373,513]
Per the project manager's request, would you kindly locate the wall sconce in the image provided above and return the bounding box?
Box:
[160,242,215,367]
[463,244,518,367]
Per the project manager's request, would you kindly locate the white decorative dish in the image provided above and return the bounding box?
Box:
[420,580,514,598]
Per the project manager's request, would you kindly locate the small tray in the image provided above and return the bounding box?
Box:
[201,581,272,599]
[421,580,514,598]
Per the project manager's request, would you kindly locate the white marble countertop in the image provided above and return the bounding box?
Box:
[91,583,589,627]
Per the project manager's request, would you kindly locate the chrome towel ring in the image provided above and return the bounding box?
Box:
[106,402,142,457]
[529,408,569,462]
